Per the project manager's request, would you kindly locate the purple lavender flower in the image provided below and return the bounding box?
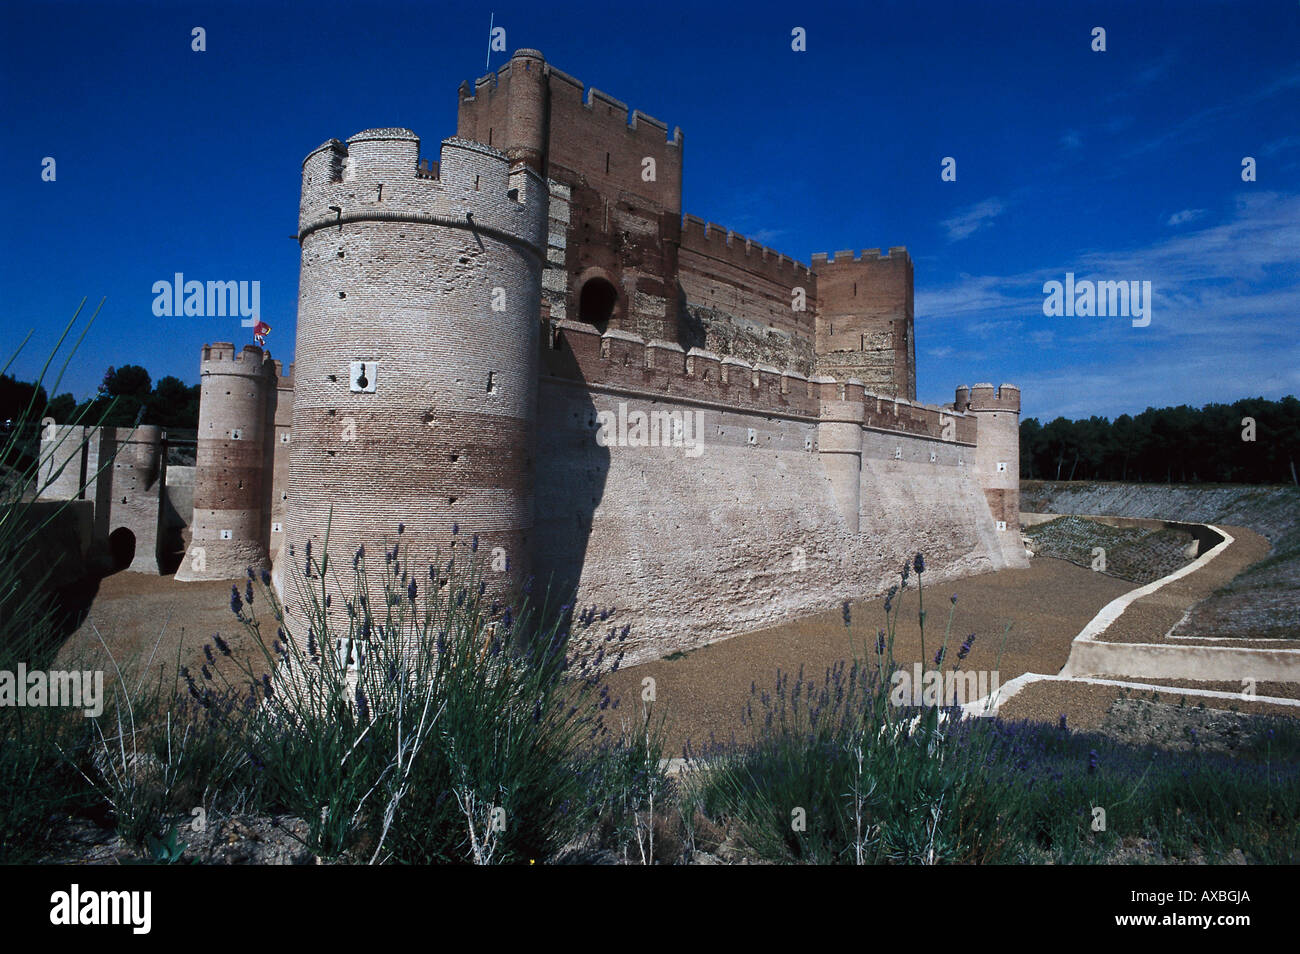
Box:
[408,578,418,603]
[471,534,479,552]
[876,630,886,654]
[230,585,243,616]
[914,552,925,575]
[203,644,215,664]
[957,633,975,660]
[842,601,851,628]
[933,646,945,665]
[355,688,370,723]
[901,561,911,583]
[213,634,232,656]
[1087,749,1098,774]
[950,594,958,605]
[262,673,274,700]
[397,522,405,535]
[354,545,364,569]
[245,579,254,605]
[201,664,212,681]
[1058,714,1068,731]
[261,568,271,586]
[452,522,459,535]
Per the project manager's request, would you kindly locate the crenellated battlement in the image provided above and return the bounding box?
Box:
[811,246,910,266]
[545,319,817,416]
[459,55,683,150]
[963,382,1021,413]
[542,319,974,444]
[680,215,815,280]
[199,342,277,376]
[269,358,294,391]
[298,132,547,257]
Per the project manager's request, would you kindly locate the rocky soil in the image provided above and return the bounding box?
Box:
[1022,481,1300,638]
[1023,515,1195,584]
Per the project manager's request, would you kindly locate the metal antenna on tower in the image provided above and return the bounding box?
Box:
[486,12,494,71]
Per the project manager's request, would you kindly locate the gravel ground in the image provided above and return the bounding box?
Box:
[602,558,1131,754]
[54,528,1297,758]
[52,571,273,691]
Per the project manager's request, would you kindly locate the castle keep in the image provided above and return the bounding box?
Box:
[44,50,1025,665]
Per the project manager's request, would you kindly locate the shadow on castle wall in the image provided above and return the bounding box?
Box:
[533,327,610,627]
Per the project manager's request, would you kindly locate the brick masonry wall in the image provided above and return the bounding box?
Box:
[814,249,916,399]
[279,131,546,634]
[535,379,1006,667]
[677,217,816,354]
[960,383,1026,566]
[535,322,1007,666]
[176,344,274,581]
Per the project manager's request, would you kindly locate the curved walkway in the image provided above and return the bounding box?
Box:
[972,519,1300,720]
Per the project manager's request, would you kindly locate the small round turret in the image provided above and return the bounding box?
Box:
[176,343,275,581]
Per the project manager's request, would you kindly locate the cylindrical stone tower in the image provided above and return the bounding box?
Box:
[176,343,275,581]
[817,376,865,532]
[37,423,88,500]
[963,382,1026,567]
[504,49,548,173]
[280,129,547,622]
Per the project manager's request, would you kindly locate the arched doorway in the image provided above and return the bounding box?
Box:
[107,527,136,572]
[578,277,618,333]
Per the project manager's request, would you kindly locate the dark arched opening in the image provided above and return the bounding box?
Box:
[107,527,136,572]
[578,277,617,332]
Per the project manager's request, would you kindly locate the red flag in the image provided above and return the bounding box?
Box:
[253,320,271,346]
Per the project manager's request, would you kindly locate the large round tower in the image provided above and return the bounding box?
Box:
[176,343,275,581]
[280,129,547,618]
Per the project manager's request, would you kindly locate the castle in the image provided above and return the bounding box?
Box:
[42,50,1025,665]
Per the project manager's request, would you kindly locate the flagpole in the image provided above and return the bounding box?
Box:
[486,13,494,72]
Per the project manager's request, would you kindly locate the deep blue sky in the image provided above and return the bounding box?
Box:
[2,0,1297,420]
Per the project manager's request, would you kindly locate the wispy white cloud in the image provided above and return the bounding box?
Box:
[940,198,1006,242]
[1166,208,1206,226]
[918,192,1300,418]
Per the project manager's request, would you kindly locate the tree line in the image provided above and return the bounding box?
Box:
[0,365,200,433]
[1020,396,1300,485]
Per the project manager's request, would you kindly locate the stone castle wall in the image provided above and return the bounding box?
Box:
[152,49,1027,668]
[534,324,1009,666]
